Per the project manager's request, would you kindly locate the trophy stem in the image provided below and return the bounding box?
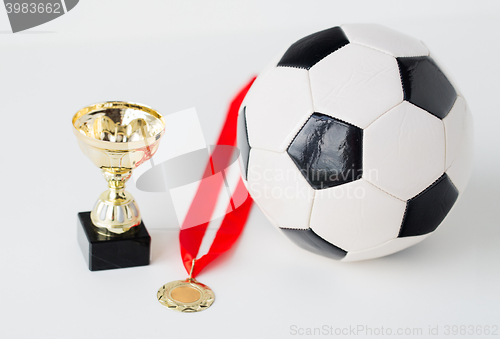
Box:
[105,168,130,202]
[90,168,142,236]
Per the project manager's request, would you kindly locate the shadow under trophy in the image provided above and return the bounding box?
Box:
[72,101,165,271]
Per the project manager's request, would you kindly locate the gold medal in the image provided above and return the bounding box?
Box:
[156,79,255,313]
[157,260,215,312]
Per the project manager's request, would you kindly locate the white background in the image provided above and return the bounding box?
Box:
[0,1,499,338]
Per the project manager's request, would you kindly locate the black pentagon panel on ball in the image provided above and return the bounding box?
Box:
[277,26,349,70]
[399,173,459,237]
[237,106,251,180]
[280,228,347,260]
[397,56,457,119]
[287,113,363,190]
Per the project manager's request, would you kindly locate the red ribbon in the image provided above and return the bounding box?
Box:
[179,77,256,278]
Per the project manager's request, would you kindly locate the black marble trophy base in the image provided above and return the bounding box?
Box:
[77,212,151,271]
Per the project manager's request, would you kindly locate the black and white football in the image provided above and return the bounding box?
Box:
[237,24,473,261]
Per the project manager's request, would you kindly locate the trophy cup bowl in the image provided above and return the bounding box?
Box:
[72,101,165,236]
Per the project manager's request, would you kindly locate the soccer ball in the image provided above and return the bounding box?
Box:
[237,24,473,261]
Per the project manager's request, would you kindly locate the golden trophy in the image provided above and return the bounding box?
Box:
[72,101,165,271]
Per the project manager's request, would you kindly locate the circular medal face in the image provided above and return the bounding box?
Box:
[157,279,215,312]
